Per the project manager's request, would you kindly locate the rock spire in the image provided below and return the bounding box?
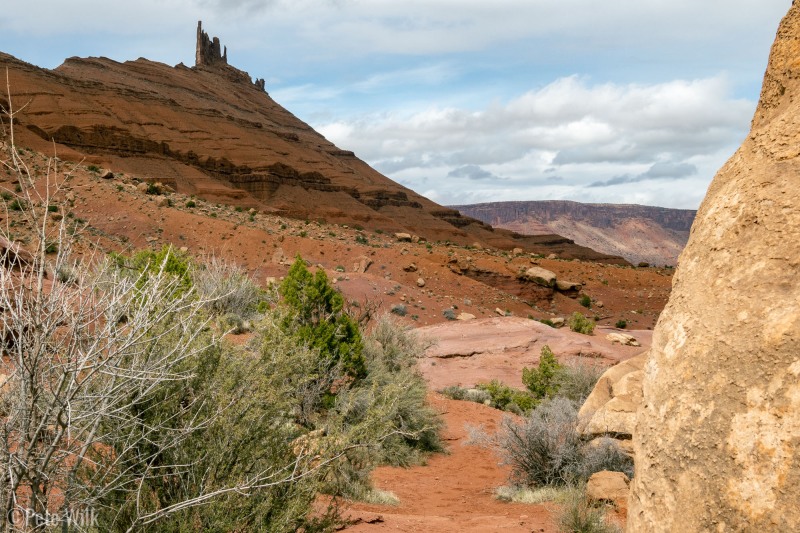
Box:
[196,21,228,67]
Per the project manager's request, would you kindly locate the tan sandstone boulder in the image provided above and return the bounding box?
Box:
[628,5,800,531]
[520,266,557,287]
[587,471,630,510]
[578,352,646,442]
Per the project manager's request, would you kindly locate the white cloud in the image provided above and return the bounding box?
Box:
[318,75,754,208]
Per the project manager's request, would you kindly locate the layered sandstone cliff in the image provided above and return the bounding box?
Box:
[628,3,800,530]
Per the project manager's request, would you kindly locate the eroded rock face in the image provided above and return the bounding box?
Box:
[628,5,800,531]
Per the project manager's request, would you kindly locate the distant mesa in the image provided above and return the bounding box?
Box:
[454,200,696,266]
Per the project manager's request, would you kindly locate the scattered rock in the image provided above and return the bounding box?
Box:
[512,247,523,255]
[411,234,420,243]
[606,332,639,346]
[547,253,558,260]
[0,236,34,269]
[456,312,476,321]
[550,317,565,328]
[136,182,149,193]
[99,169,114,179]
[353,255,372,273]
[520,266,557,287]
[403,263,418,272]
[595,301,604,308]
[586,471,630,509]
[555,280,582,292]
[416,277,426,288]
[495,308,506,316]
[179,246,188,253]
[154,195,169,208]
[394,232,412,242]
[271,248,287,265]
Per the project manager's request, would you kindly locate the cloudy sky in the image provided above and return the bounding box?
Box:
[0,1,791,208]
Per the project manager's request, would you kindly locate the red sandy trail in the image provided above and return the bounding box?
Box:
[344,394,557,533]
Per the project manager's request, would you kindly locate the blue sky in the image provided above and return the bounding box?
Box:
[0,0,791,208]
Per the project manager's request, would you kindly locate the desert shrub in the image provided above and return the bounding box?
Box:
[193,255,268,317]
[615,319,627,329]
[494,398,631,490]
[557,487,621,533]
[279,257,366,379]
[539,318,557,328]
[355,234,368,245]
[579,294,592,308]
[442,308,456,320]
[390,303,407,317]
[477,380,537,413]
[113,245,194,295]
[523,345,564,399]
[219,312,246,334]
[578,438,634,480]
[568,312,595,335]
[185,200,196,208]
[439,385,468,400]
[440,385,493,405]
[497,397,585,487]
[345,315,442,464]
[555,359,606,403]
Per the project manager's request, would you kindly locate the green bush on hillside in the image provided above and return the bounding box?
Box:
[279,257,366,379]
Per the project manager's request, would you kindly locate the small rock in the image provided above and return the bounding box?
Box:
[136,182,149,193]
[411,234,420,243]
[403,263,418,272]
[99,169,114,179]
[394,232,412,242]
[606,332,640,346]
[556,280,582,292]
[547,253,558,260]
[456,312,476,321]
[353,255,373,273]
[154,195,169,208]
[416,277,426,288]
[513,247,523,255]
[495,307,506,316]
[551,317,565,327]
[179,246,188,253]
[596,301,604,308]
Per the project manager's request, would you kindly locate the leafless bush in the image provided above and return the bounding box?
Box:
[192,254,267,317]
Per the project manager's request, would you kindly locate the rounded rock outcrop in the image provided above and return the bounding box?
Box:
[628,4,800,531]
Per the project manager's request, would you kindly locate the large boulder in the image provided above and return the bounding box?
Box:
[578,352,646,446]
[520,266,557,287]
[628,5,800,531]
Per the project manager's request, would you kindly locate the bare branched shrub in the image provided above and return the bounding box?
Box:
[477,398,632,490]
[192,254,268,317]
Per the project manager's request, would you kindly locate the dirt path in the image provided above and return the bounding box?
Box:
[344,394,557,532]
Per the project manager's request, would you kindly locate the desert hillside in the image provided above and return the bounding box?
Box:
[454,200,696,266]
[0,23,626,264]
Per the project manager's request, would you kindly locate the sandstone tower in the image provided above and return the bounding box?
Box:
[196,21,227,67]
